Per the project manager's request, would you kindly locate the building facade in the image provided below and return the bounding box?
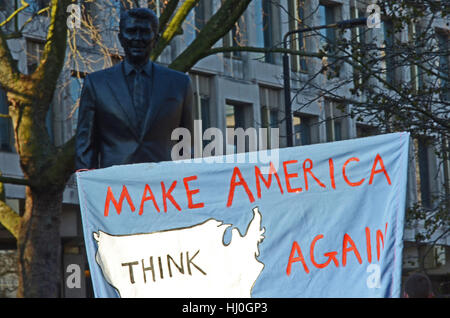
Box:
[0,0,448,297]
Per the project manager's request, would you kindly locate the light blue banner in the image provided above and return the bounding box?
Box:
[76,132,409,298]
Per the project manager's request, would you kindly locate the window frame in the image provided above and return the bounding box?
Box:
[288,0,308,72]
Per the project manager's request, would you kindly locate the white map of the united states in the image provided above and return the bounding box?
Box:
[94,207,265,297]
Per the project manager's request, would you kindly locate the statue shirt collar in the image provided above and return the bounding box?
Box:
[123,59,152,77]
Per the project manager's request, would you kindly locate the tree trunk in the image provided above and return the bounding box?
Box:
[17,186,63,297]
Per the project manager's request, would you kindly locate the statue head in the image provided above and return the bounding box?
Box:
[118,8,159,67]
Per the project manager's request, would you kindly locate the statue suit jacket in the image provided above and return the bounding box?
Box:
[75,61,193,169]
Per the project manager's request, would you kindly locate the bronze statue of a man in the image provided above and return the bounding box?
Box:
[75,8,193,170]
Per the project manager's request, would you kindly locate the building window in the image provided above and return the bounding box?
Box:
[383,20,397,86]
[37,0,50,9]
[0,2,16,34]
[225,102,252,154]
[26,0,50,11]
[36,0,50,10]
[293,114,316,146]
[262,0,278,64]
[104,0,121,31]
[350,5,372,87]
[255,0,280,64]
[443,137,450,204]
[288,0,307,72]
[318,2,341,73]
[260,86,281,149]
[226,104,246,130]
[414,137,433,208]
[191,74,212,149]
[194,0,211,34]
[437,32,449,101]
[0,87,14,152]
[356,123,379,138]
[81,0,96,21]
[327,118,342,142]
[26,40,44,74]
[148,0,163,16]
[324,99,346,142]
[408,23,424,92]
[223,17,245,59]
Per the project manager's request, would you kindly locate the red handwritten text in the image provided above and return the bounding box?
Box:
[286,223,388,275]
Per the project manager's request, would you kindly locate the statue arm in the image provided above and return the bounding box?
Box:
[75,75,99,170]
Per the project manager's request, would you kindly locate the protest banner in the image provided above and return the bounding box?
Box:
[76,132,409,297]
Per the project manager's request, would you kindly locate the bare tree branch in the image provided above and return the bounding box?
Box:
[151,0,200,61]
[0,172,20,239]
[158,0,180,33]
[0,1,30,28]
[200,46,325,60]
[169,0,252,72]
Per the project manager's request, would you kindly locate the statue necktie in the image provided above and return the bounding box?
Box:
[133,70,146,130]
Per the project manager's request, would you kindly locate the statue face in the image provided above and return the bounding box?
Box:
[119,17,156,66]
